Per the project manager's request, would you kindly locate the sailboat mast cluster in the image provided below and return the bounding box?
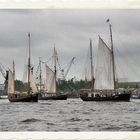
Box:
[38,47,67,100]
[5,19,131,102]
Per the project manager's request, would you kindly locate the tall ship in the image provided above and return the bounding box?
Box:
[39,47,67,100]
[8,33,38,102]
[80,20,131,102]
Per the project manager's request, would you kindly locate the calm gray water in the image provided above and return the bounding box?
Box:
[0,98,140,131]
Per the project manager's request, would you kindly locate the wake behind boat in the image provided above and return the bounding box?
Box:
[80,19,131,102]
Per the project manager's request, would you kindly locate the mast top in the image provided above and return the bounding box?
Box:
[106,19,116,89]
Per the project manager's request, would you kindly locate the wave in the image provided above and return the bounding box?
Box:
[21,118,41,123]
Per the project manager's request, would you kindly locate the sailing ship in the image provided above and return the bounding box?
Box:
[39,47,67,100]
[131,89,140,99]
[8,33,38,102]
[80,20,131,101]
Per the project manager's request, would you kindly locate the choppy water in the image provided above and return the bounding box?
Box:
[0,98,140,131]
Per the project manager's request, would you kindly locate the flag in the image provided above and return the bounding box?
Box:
[106,19,110,22]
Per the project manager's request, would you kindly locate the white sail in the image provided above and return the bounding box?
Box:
[29,69,38,93]
[23,66,38,93]
[8,69,15,94]
[45,64,56,93]
[94,36,114,90]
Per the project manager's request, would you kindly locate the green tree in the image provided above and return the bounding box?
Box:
[15,80,29,92]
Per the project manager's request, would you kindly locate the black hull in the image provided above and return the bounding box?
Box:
[39,94,67,100]
[80,93,131,102]
[8,94,38,102]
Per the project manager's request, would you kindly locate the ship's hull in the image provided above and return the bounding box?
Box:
[39,94,67,100]
[131,93,140,99]
[80,93,131,102]
[8,93,38,102]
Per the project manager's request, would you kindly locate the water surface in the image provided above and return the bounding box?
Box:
[0,98,140,131]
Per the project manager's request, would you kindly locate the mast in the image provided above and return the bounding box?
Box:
[39,57,42,93]
[54,45,57,93]
[107,19,116,89]
[28,33,31,94]
[13,60,15,92]
[90,39,95,91]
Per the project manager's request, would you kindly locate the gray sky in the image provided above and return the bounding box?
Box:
[0,9,140,83]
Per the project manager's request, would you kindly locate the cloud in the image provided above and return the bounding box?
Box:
[0,9,140,82]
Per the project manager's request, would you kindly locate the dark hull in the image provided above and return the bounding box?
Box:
[8,94,38,102]
[80,93,131,102]
[39,94,67,100]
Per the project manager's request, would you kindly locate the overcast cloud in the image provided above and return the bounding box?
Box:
[0,9,140,82]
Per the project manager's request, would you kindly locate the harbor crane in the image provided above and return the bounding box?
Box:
[0,63,8,95]
[0,64,7,79]
[61,57,75,80]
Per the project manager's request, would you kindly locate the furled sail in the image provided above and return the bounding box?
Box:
[8,69,15,94]
[94,36,114,90]
[45,64,56,93]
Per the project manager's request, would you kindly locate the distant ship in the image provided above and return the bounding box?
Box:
[8,33,38,102]
[80,19,131,102]
[131,89,140,99]
[39,47,67,100]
